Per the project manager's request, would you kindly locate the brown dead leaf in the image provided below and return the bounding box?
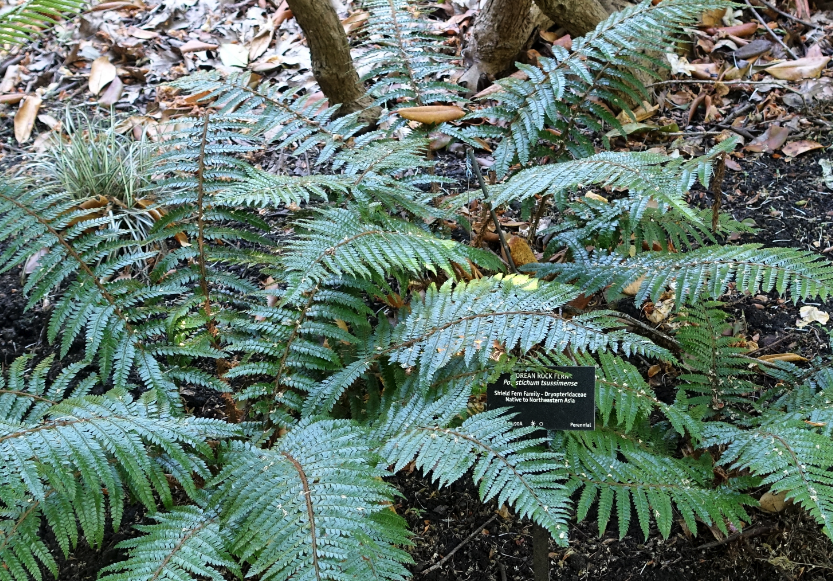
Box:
[781,140,823,157]
[273,0,293,25]
[397,105,465,124]
[745,124,790,153]
[704,22,758,37]
[0,65,20,93]
[622,275,646,296]
[89,56,116,95]
[765,57,831,81]
[584,192,608,203]
[691,62,720,80]
[616,101,658,123]
[647,364,661,377]
[342,10,369,34]
[725,157,742,171]
[180,39,219,53]
[0,93,25,105]
[758,353,808,363]
[249,25,275,61]
[14,95,41,143]
[759,490,790,513]
[700,8,725,27]
[128,27,160,40]
[508,236,537,267]
[90,1,143,11]
[98,76,123,106]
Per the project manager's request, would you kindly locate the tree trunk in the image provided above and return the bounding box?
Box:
[460,0,552,92]
[285,0,377,121]
[533,0,610,37]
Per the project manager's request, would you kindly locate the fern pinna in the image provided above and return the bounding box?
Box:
[3,0,833,579]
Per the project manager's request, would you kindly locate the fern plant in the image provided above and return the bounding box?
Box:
[0,0,87,46]
[4,0,833,580]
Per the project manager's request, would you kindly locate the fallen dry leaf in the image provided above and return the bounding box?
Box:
[249,24,275,61]
[397,105,465,124]
[584,192,609,203]
[758,353,809,363]
[219,43,249,68]
[646,298,674,324]
[14,95,42,143]
[0,65,20,92]
[622,275,646,296]
[89,56,116,95]
[90,1,142,11]
[781,140,823,157]
[37,113,61,130]
[128,27,160,40]
[98,76,124,106]
[765,56,831,81]
[0,93,25,105]
[691,62,720,80]
[704,22,758,37]
[796,305,829,328]
[666,53,695,76]
[507,235,537,267]
[180,39,219,53]
[759,489,790,513]
[745,124,790,153]
[342,10,369,34]
[616,101,658,123]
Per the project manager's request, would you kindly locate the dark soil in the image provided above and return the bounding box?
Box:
[393,468,833,581]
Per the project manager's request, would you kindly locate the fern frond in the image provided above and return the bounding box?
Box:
[278,206,502,302]
[377,402,571,541]
[307,275,672,415]
[676,303,759,411]
[0,360,239,581]
[453,0,730,175]
[212,420,412,581]
[359,0,463,114]
[527,244,833,306]
[558,429,752,539]
[166,71,372,166]
[99,505,240,581]
[705,422,833,539]
[0,0,86,45]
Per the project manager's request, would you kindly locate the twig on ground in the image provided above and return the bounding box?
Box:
[694,524,778,551]
[743,0,799,59]
[421,514,499,575]
[753,0,822,29]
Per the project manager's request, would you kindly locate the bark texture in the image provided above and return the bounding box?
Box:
[285,0,376,119]
[460,0,551,92]
[533,0,610,37]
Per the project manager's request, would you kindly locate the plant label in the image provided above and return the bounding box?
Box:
[486,367,595,431]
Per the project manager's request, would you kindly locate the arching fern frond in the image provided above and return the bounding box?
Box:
[277,206,502,302]
[449,0,729,176]
[99,505,240,581]
[359,0,463,115]
[557,429,753,540]
[306,275,672,415]
[212,420,412,581]
[526,244,833,306]
[0,364,238,581]
[704,422,833,539]
[377,404,572,540]
[0,0,86,45]
[166,71,372,167]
